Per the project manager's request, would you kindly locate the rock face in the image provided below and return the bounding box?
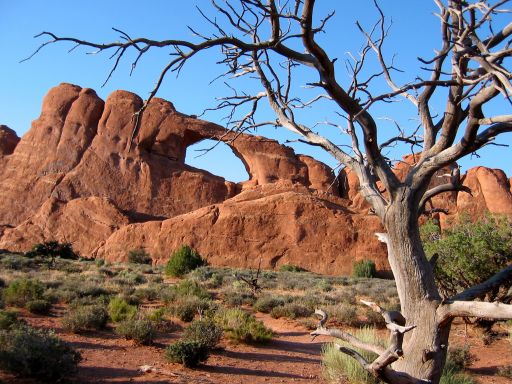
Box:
[0,125,19,156]
[0,83,510,274]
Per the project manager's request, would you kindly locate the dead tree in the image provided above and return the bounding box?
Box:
[26,1,512,382]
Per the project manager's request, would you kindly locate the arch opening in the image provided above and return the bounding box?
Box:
[185,139,250,183]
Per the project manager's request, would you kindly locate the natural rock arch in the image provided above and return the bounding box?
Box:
[185,139,250,183]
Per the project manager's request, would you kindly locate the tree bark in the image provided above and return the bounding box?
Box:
[383,196,450,383]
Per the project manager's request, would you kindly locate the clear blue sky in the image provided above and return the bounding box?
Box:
[1,1,510,182]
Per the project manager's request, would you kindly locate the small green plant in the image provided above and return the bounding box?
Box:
[25,299,52,315]
[165,246,205,277]
[62,305,109,333]
[279,264,306,272]
[127,248,152,264]
[165,339,209,367]
[0,325,81,381]
[2,278,45,307]
[215,308,273,344]
[115,314,155,345]
[108,297,137,322]
[352,259,377,278]
[183,319,223,349]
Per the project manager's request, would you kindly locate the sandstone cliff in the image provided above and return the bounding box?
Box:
[0,83,510,274]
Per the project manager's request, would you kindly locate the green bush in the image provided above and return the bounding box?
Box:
[26,299,52,315]
[62,304,109,333]
[168,296,213,322]
[163,279,211,303]
[352,259,377,278]
[279,264,306,272]
[253,295,286,313]
[0,310,19,330]
[2,278,45,307]
[165,246,205,277]
[26,241,78,267]
[445,346,475,372]
[0,325,81,381]
[127,248,152,265]
[270,302,313,319]
[215,308,273,344]
[116,315,155,345]
[165,339,209,367]
[108,297,137,322]
[183,319,223,349]
[222,289,256,307]
[421,215,512,298]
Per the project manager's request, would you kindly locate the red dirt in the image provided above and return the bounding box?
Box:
[1,310,511,383]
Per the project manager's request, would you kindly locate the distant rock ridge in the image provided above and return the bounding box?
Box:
[0,83,510,275]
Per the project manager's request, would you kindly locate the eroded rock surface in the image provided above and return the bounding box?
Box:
[0,83,510,274]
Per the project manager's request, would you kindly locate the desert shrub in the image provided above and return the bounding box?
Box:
[183,318,223,349]
[26,241,78,268]
[133,286,160,302]
[165,339,209,367]
[62,304,109,333]
[168,296,213,322]
[498,365,512,379]
[0,253,37,270]
[116,314,155,345]
[279,264,306,272]
[421,215,512,298]
[127,248,152,265]
[113,270,147,286]
[0,325,81,381]
[108,297,137,322]
[352,259,377,278]
[253,295,286,313]
[165,245,205,277]
[327,303,359,327]
[26,299,52,315]
[222,288,256,307]
[163,279,211,303]
[363,308,386,327]
[2,278,45,307]
[316,278,333,292]
[270,302,313,319]
[0,310,19,330]
[215,308,273,344]
[445,346,475,372]
[322,326,383,384]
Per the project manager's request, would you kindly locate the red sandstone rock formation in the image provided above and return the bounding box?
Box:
[0,83,510,274]
[0,125,19,156]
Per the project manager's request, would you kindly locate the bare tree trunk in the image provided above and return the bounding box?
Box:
[384,198,449,383]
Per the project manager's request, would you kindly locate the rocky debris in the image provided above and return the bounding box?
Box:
[0,125,19,156]
[0,83,510,274]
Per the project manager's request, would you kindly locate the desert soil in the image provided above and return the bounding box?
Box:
[1,309,511,384]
